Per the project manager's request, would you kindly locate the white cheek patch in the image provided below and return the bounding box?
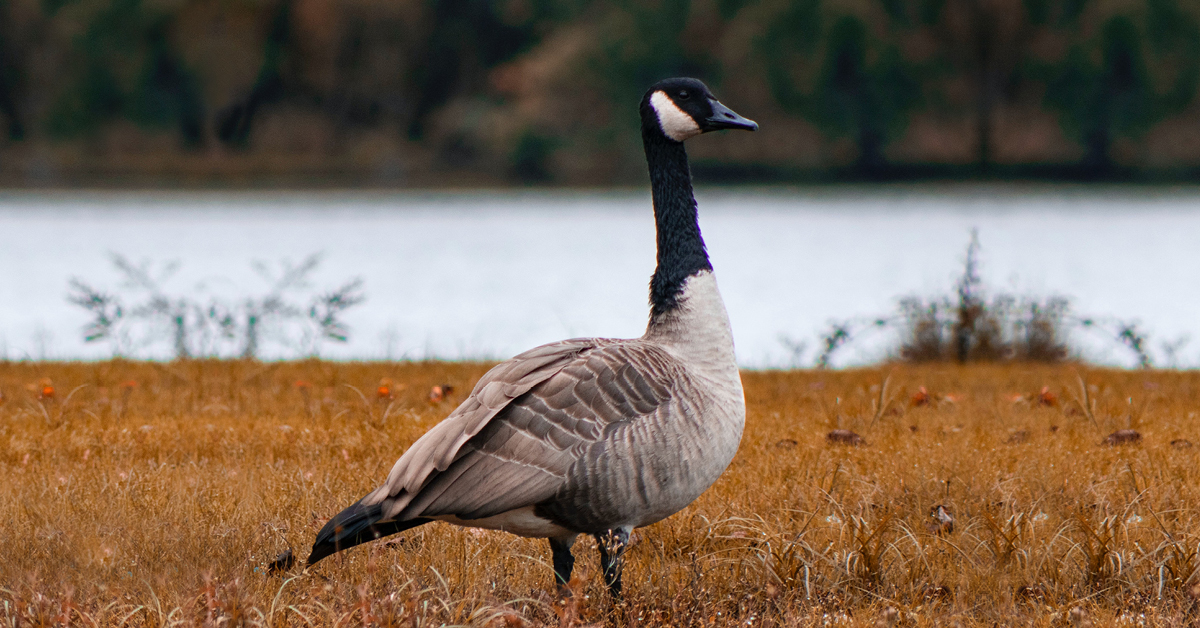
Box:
[650,91,701,142]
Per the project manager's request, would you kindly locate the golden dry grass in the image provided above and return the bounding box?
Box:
[2,360,1200,627]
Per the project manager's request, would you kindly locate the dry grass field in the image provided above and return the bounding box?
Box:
[2,360,1200,627]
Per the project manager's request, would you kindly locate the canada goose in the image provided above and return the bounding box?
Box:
[303,77,756,598]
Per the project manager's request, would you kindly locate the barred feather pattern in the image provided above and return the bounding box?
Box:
[355,272,744,537]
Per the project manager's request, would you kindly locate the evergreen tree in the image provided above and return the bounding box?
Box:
[1041,0,1200,174]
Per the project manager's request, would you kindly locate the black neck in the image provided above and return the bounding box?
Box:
[644,129,711,319]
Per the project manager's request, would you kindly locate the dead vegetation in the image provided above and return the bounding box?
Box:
[2,361,1200,626]
[814,231,1165,369]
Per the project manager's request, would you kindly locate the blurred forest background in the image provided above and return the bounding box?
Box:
[0,0,1199,186]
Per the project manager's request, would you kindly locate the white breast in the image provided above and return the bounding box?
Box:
[645,271,740,386]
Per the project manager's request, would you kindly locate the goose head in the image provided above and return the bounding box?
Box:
[641,77,758,143]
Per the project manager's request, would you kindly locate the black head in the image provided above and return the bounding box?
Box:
[640,77,758,143]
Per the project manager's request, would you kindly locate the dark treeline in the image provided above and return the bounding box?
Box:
[0,0,1198,186]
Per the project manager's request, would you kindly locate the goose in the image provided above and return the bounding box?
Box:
[302,77,757,598]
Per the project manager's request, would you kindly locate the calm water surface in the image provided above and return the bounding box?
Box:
[1,186,1197,367]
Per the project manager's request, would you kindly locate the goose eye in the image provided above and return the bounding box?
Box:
[677,89,690,99]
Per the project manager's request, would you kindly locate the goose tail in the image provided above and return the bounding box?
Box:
[307,499,430,565]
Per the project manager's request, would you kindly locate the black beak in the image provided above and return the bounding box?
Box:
[704,99,758,132]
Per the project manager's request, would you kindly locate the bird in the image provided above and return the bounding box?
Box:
[300,77,757,599]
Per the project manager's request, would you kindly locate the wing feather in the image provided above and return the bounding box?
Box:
[364,339,680,525]
[361,338,594,513]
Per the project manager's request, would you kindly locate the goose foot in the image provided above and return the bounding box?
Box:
[549,535,578,595]
[595,527,631,599]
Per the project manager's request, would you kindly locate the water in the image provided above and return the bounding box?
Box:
[1,186,1197,367]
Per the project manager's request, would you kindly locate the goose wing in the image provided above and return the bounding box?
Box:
[361,338,678,523]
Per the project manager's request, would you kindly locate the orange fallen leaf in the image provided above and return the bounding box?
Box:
[429,384,455,403]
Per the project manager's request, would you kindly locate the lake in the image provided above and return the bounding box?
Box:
[1,186,1197,367]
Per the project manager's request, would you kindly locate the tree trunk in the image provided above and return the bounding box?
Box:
[972,0,995,172]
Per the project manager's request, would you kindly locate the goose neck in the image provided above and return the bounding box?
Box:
[643,131,712,322]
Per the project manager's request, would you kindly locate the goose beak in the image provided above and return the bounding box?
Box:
[704,100,758,132]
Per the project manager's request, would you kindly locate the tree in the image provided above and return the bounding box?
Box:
[919,0,1042,170]
[1042,0,1200,174]
[760,2,918,177]
[44,0,204,146]
[0,0,26,140]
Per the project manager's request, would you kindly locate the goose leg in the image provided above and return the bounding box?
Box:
[595,527,631,599]
[549,535,577,593]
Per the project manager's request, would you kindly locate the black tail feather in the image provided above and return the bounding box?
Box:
[307,499,431,565]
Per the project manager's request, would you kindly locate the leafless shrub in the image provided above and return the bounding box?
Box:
[778,335,808,367]
[68,253,363,359]
[1161,336,1191,368]
[805,230,1160,367]
[896,231,1070,363]
[814,318,889,368]
[815,322,852,369]
[1116,322,1152,369]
